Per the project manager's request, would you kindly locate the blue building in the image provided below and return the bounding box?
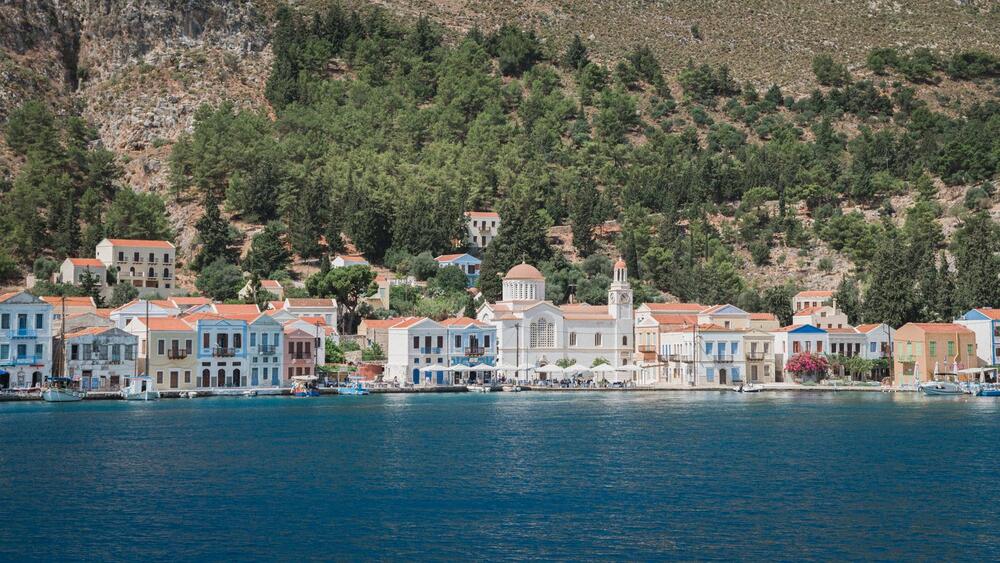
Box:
[194,315,250,387]
[434,253,482,287]
[441,317,497,382]
[955,308,1000,366]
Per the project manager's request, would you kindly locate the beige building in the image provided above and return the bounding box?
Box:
[792,290,835,313]
[743,328,777,383]
[56,258,108,296]
[893,323,978,387]
[793,305,850,330]
[125,317,198,390]
[95,238,178,296]
[42,296,97,335]
[465,211,500,252]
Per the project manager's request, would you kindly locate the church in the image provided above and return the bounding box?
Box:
[477,260,634,377]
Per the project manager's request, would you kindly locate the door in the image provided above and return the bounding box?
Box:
[31,372,41,387]
[170,371,179,388]
[719,369,727,385]
[202,370,210,388]
[82,370,93,390]
[436,371,444,385]
[412,368,420,384]
[251,369,259,387]
[0,372,8,389]
[110,375,120,389]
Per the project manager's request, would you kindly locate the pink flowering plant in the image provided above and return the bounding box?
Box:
[784,352,830,381]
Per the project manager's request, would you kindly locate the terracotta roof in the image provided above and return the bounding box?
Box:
[750,313,778,321]
[504,263,544,281]
[391,317,430,329]
[68,258,105,268]
[212,304,261,315]
[283,324,313,336]
[434,253,469,262]
[105,239,174,249]
[334,255,368,263]
[772,324,811,333]
[41,296,96,308]
[793,306,824,316]
[268,300,286,310]
[651,314,699,326]
[362,318,409,330]
[439,317,489,328]
[150,300,177,310]
[140,318,194,331]
[95,309,111,318]
[298,316,328,326]
[0,291,25,303]
[285,298,336,308]
[973,308,1000,320]
[660,323,732,334]
[795,290,834,298]
[906,323,975,335]
[261,280,283,290]
[465,211,499,219]
[855,323,884,334]
[64,326,113,339]
[614,257,626,269]
[643,303,706,312]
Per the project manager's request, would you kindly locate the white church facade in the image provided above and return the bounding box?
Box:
[477,260,634,378]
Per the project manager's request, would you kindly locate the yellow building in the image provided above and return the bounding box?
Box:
[125,317,198,390]
[893,323,978,386]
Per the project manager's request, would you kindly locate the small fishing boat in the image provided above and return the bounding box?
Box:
[242,389,257,397]
[291,376,320,397]
[121,376,159,401]
[976,383,1000,397]
[733,382,762,393]
[502,384,522,392]
[41,377,85,402]
[919,381,964,396]
[467,383,491,393]
[338,382,370,396]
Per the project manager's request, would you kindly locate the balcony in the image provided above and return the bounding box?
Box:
[464,346,485,357]
[8,328,37,339]
[746,352,766,361]
[420,347,442,355]
[897,354,917,362]
[212,347,236,357]
[257,345,277,355]
[638,345,657,353]
[292,353,312,360]
[11,356,41,365]
[709,354,734,363]
[167,349,189,359]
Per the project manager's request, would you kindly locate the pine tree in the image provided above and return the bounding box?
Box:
[569,177,600,257]
[834,276,862,324]
[953,211,1000,310]
[562,34,589,70]
[463,294,478,318]
[243,222,291,278]
[478,188,553,301]
[862,224,917,326]
[193,193,240,270]
[78,270,105,308]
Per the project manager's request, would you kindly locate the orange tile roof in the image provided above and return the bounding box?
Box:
[907,323,975,335]
[0,291,20,303]
[855,323,883,334]
[41,296,96,308]
[169,297,212,306]
[362,318,408,329]
[68,258,105,268]
[392,317,429,329]
[212,304,261,315]
[105,239,174,249]
[95,309,111,318]
[973,308,1000,320]
[150,300,177,310]
[334,255,368,263]
[750,313,778,321]
[772,324,808,333]
[434,253,468,262]
[439,317,489,327]
[285,298,335,308]
[142,318,194,331]
[261,280,283,289]
[651,314,699,326]
[643,303,706,312]
[795,290,834,298]
[465,211,499,218]
[268,300,286,310]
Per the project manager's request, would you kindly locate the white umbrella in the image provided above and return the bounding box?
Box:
[470,363,495,371]
[451,364,473,373]
[563,365,589,375]
[420,365,451,373]
[590,364,616,374]
[535,364,565,374]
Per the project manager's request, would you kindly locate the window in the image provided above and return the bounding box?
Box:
[118,251,124,261]
[70,344,78,360]
[529,318,555,348]
[413,336,419,349]
[623,335,628,346]
[156,371,163,384]
[157,339,165,355]
[184,371,191,383]
[149,252,155,262]
[133,252,140,262]
[0,314,7,329]
[424,336,432,350]
[455,335,462,348]
[163,268,170,278]
[947,341,955,357]
[792,341,801,354]
[967,344,974,359]
[203,333,210,349]
[35,344,43,357]
[250,333,257,346]
[484,335,491,348]
[706,342,714,355]
[436,335,443,349]
[870,342,876,353]
[35,314,44,329]
[234,333,242,349]
[730,342,738,354]
[164,253,170,263]
[569,332,577,346]
[216,333,228,348]
[929,341,937,357]
[0,344,7,359]
[185,339,192,354]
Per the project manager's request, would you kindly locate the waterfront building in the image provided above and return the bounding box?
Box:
[440,317,497,383]
[63,327,137,390]
[892,323,978,386]
[770,325,829,382]
[386,317,451,385]
[634,312,698,382]
[792,290,835,312]
[95,238,178,296]
[64,311,114,333]
[856,324,894,360]
[743,328,777,383]
[55,258,109,297]
[238,279,285,301]
[331,254,369,268]
[954,308,1000,366]
[464,211,500,252]
[657,324,747,386]
[42,296,97,335]
[477,260,634,380]
[749,312,780,331]
[125,317,197,390]
[434,254,481,287]
[793,304,850,330]
[357,317,411,352]
[194,313,250,387]
[634,302,705,325]
[282,317,330,364]
[283,325,317,381]
[0,291,53,389]
[275,298,338,330]
[248,314,284,387]
[109,299,179,329]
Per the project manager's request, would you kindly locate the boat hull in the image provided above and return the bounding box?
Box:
[122,391,159,401]
[294,390,320,397]
[42,389,85,402]
[976,389,1000,397]
[920,382,964,396]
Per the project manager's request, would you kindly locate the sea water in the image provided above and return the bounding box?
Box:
[1,392,998,561]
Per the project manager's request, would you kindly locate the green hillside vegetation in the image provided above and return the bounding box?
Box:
[3,2,999,328]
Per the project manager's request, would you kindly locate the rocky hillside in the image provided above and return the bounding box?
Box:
[1,0,999,287]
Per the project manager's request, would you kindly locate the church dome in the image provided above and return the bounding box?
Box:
[614,257,627,269]
[504,262,544,281]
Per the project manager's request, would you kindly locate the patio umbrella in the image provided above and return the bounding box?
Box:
[470,363,495,371]
[535,364,565,380]
[590,364,616,374]
[450,364,472,373]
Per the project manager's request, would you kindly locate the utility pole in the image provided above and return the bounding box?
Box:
[514,321,521,384]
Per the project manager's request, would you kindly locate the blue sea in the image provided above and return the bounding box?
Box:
[1,391,998,561]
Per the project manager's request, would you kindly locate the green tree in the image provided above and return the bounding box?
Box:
[569,176,600,256]
[242,223,291,279]
[104,189,173,241]
[78,269,105,308]
[478,189,553,301]
[0,250,20,285]
[193,194,240,270]
[862,224,917,326]
[306,265,377,334]
[812,54,850,86]
[195,259,244,301]
[109,283,139,308]
[562,34,589,70]
[431,265,469,294]
[953,211,1000,310]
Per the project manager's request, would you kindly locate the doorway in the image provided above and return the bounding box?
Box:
[719,369,727,385]
[202,369,210,388]
[169,371,179,388]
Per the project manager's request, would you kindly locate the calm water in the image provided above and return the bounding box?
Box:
[1,392,998,561]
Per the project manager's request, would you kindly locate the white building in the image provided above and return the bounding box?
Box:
[95,238,178,296]
[331,255,369,268]
[465,211,500,252]
[477,260,634,380]
[238,279,285,301]
[770,325,829,382]
[274,298,338,331]
[792,290,835,313]
[56,258,108,296]
[793,304,850,330]
[657,324,748,386]
[0,291,54,388]
[63,327,137,391]
[109,299,178,329]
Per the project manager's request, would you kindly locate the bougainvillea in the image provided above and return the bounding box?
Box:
[785,352,830,378]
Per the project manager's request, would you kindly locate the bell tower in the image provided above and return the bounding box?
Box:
[608,257,633,320]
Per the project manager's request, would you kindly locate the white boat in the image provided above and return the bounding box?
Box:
[919,381,964,396]
[184,391,198,398]
[41,378,85,402]
[502,385,522,392]
[242,389,257,397]
[467,383,492,393]
[733,382,762,393]
[121,376,159,401]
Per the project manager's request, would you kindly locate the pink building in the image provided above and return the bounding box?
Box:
[284,326,316,381]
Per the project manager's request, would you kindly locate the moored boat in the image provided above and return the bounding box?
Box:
[976,383,1000,397]
[121,376,159,401]
[733,382,762,393]
[338,382,369,396]
[291,375,320,397]
[919,381,964,396]
[41,377,85,402]
[467,383,491,393]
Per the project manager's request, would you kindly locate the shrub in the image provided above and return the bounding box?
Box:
[812,54,849,86]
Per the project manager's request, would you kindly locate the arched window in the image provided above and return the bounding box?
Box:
[129,267,135,277]
[623,335,628,346]
[233,369,241,387]
[148,267,155,278]
[529,318,554,348]
[201,369,210,387]
[163,267,170,278]
[218,369,226,387]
